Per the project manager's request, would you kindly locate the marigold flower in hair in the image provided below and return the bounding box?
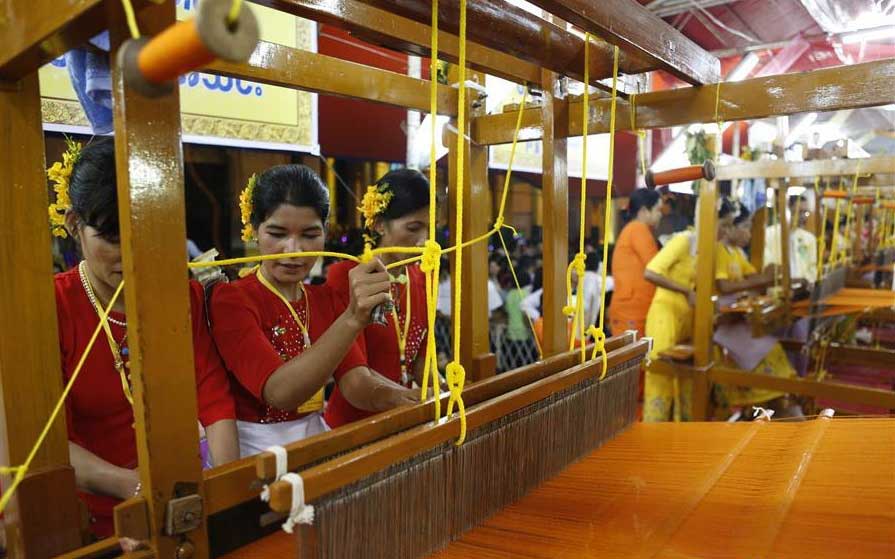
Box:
[358,183,393,231]
[47,137,82,238]
[239,173,257,242]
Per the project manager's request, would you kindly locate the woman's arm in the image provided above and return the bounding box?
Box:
[644,269,696,305]
[69,442,139,500]
[716,268,774,294]
[338,366,418,412]
[204,419,239,466]
[262,261,392,410]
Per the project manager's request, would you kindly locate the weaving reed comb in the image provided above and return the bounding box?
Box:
[257,335,649,559]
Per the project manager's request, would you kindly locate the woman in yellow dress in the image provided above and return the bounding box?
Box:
[642,199,736,422]
[713,203,801,418]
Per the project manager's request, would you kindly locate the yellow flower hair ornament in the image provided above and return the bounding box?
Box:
[359,183,393,233]
[47,137,82,238]
[239,173,257,242]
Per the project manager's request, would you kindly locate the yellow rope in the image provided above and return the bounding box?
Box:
[497,225,543,360]
[120,0,141,39]
[563,32,593,363]
[444,0,469,445]
[492,87,541,358]
[0,281,126,514]
[227,0,244,26]
[588,45,620,379]
[416,0,443,424]
[840,164,863,265]
[830,198,843,265]
[817,202,829,283]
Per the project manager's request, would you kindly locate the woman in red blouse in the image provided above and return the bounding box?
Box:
[55,138,238,538]
[325,169,434,428]
[209,165,417,457]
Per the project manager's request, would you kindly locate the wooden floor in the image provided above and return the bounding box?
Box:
[222,419,895,558]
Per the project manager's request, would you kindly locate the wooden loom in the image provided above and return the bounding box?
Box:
[650,155,895,420]
[1,0,895,558]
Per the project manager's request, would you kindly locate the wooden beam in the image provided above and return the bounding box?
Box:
[472,59,895,145]
[527,0,720,84]
[0,0,150,81]
[751,207,766,271]
[109,3,208,557]
[826,344,895,371]
[0,74,82,556]
[266,339,651,511]
[691,180,718,420]
[255,0,540,85]
[540,70,570,357]
[350,0,654,85]
[709,366,895,410]
[205,338,633,515]
[206,41,458,115]
[716,156,895,180]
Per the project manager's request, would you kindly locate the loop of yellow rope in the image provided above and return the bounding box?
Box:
[417,0,442,421]
[445,0,469,445]
[586,325,608,379]
[590,45,620,374]
[0,281,126,514]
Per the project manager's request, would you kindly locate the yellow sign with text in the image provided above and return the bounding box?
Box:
[39,1,316,151]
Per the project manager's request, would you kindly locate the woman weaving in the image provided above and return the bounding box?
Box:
[209,165,417,456]
[643,199,735,422]
[49,138,239,538]
[713,203,802,419]
[324,169,435,428]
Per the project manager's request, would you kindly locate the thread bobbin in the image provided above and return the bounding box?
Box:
[119,0,259,98]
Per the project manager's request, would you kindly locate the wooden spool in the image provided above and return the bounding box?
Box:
[118,0,259,97]
[645,160,715,188]
[821,190,849,200]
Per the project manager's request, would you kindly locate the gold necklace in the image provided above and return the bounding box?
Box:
[389,275,413,386]
[78,261,133,405]
[255,268,323,414]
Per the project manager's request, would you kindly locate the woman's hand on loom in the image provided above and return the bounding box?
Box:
[346,259,392,329]
[687,290,698,307]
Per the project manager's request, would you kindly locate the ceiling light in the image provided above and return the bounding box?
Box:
[726,52,760,82]
[841,25,895,44]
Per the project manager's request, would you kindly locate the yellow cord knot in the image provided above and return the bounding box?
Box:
[563,253,587,317]
[360,243,374,264]
[444,361,467,445]
[420,240,442,273]
[587,326,609,379]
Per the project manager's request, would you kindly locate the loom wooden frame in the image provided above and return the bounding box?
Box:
[1,0,893,557]
[658,156,895,420]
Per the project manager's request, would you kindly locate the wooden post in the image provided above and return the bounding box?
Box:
[0,74,83,558]
[774,180,792,302]
[540,70,570,357]
[691,180,718,421]
[448,70,495,381]
[751,206,766,271]
[108,2,208,557]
